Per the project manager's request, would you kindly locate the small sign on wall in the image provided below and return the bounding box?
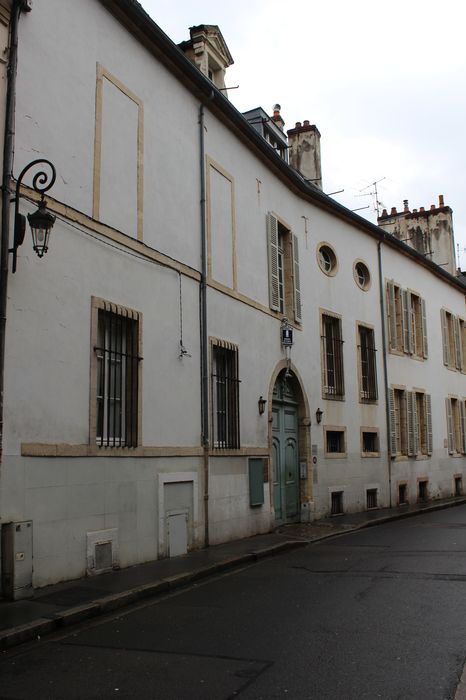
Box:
[299,461,307,480]
[281,326,293,347]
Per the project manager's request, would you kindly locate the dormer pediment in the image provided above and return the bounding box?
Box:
[179,24,233,93]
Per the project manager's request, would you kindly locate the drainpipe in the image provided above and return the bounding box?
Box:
[199,95,213,547]
[0,0,30,465]
[377,237,392,507]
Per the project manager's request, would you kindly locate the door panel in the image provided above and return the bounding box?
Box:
[272,397,299,523]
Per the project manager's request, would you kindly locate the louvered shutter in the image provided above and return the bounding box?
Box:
[454,316,462,370]
[407,391,415,456]
[387,281,397,351]
[446,398,454,454]
[401,290,409,353]
[441,309,449,366]
[402,391,408,454]
[292,233,302,323]
[421,298,428,358]
[425,394,433,455]
[388,388,397,456]
[460,401,466,454]
[403,290,413,354]
[267,213,280,312]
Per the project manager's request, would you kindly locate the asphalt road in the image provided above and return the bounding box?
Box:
[1,505,466,699]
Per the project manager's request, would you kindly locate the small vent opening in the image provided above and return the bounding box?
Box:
[418,480,428,503]
[331,491,343,515]
[95,541,113,571]
[366,488,378,510]
[398,483,408,505]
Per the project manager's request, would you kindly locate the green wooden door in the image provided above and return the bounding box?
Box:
[272,375,300,522]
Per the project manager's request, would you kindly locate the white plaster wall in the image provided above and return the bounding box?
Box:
[4,213,201,453]
[15,0,201,270]
[0,455,204,587]
[209,457,271,544]
[100,77,139,238]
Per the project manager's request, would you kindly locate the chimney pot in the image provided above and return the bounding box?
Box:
[381,208,388,217]
[439,194,444,207]
[403,199,409,212]
[303,119,310,126]
[390,207,397,216]
[413,208,418,213]
[420,206,425,213]
[430,204,436,211]
[295,122,302,128]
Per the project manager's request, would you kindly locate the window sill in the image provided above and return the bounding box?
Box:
[325,452,347,459]
[361,452,380,458]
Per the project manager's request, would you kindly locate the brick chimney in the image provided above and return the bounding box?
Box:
[271,103,285,132]
[287,120,322,190]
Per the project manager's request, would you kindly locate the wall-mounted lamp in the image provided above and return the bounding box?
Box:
[315,407,323,424]
[258,396,267,415]
[10,159,57,273]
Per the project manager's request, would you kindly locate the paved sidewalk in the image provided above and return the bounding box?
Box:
[1,495,465,650]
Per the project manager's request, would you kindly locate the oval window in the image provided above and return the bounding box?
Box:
[317,244,337,276]
[354,261,371,290]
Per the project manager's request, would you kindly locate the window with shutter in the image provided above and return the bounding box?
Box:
[421,299,428,358]
[460,401,466,454]
[387,280,397,351]
[267,213,280,312]
[425,394,433,455]
[267,213,301,323]
[441,309,450,366]
[446,397,454,454]
[292,234,302,323]
[407,391,416,456]
[454,317,463,370]
[393,388,408,456]
[388,388,397,456]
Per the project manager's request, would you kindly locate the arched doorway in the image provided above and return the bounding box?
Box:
[272,370,301,523]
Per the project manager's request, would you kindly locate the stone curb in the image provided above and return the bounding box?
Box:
[1,499,464,651]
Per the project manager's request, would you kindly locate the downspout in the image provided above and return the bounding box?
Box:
[377,237,392,507]
[199,95,213,547]
[0,0,30,465]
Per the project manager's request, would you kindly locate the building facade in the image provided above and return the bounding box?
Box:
[0,0,464,594]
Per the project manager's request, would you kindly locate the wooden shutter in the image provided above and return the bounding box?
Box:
[425,394,433,455]
[460,401,466,454]
[267,213,280,312]
[421,298,428,358]
[387,281,397,351]
[454,316,463,370]
[441,309,449,366]
[401,290,409,353]
[446,397,454,454]
[388,388,397,456]
[403,290,414,354]
[407,391,416,456]
[292,233,302,323]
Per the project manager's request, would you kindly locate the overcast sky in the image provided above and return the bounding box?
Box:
[141,1,466,269]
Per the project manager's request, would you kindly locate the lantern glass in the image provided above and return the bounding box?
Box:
[27,201,56,258]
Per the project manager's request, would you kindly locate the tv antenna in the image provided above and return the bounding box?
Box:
[357,177,386,217]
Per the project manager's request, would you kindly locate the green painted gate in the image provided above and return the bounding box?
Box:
[272,374,300,522]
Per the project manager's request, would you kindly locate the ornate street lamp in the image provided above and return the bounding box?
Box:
[10,159,56,272]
